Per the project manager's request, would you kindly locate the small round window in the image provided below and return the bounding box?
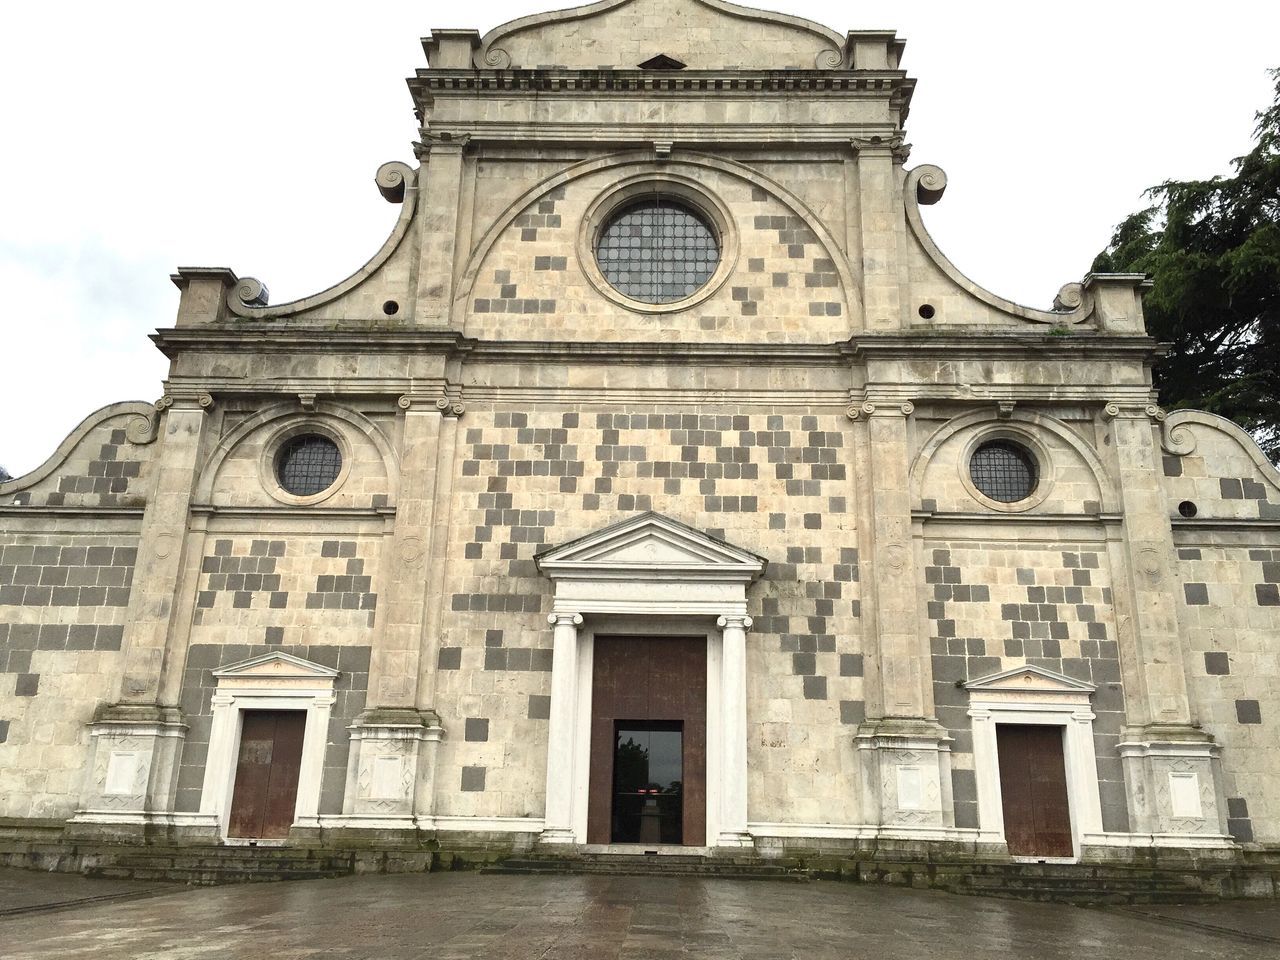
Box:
[970,440,1039,503]
[595,198,719,304]
[276,434,342,496]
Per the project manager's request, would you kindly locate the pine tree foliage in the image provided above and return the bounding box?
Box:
[1094,69,1280,459]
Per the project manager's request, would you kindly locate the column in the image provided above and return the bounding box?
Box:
[73,397,209,832]
[850,400,953,832]
[540,612,582,844]
[345,397,447,826]
[716,615,752,847]
[1105,402,1227,840]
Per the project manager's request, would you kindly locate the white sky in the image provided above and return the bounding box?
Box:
[1,1,1276,476]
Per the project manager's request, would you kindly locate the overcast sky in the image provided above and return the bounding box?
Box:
[1,1,1276,476]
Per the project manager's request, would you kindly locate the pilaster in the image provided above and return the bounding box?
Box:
[1102,401,1229,840]
[413,138,468,326]
[853,139,904,329]
[76,396,211,828]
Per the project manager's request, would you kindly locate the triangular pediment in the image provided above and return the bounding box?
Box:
[213,652,340,683]
[639,53,687,70]
[536,511,765,582]
[964,664,1095,695]
[477,0,845,71]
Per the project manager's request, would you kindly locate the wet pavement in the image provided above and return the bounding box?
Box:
[1,868,1278,959]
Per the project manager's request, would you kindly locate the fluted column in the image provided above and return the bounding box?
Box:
[540,612,583,844]
[717,614,752,846]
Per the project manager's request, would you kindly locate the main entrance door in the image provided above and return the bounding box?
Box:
[227,710,306,839]
[997,724,1073,857]
[588,636,706,845]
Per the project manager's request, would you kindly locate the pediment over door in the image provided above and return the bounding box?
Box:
[536,511,765,581]
[964,664,1095,705]
[213,652,340,689]
[535,512,766,615]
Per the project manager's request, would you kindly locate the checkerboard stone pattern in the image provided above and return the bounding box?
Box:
[433,407,864,824]
[924,542,1129,832]
[173,643,371,814]
[191,536,379,646]
[1177,545,1280,841]
[4,421,152,510]
[0,535,135,817]
[1162,433,1280,521]
[465,167,849,344]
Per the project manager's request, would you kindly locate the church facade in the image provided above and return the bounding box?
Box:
[2,0,1278,879]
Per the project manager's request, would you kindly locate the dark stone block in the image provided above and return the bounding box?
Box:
[461,766,486,791]
[951,768,977,804]
[839,653,863,677]
[1227,796,1250,818]
[1255,583,1280,606]
[802,676,827,700]
[1220,478,1244,499]
[1183,582,1209,605]
[528,695,551,720]
[839,700,864,725]
[792,652,816,676]
[0,719,9,743]
[464,718,490,742]
[15,673,39,696]
[67,624,96,650]
[1161,455,1183,477]
[931,655,966,683]
[1204,651,1230,675]
[438,647,462,670]
[1236,700,1262,724]
[1228,818,1255,842]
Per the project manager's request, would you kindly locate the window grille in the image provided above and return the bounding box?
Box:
[596,198,719,304]
[276,434,342,496]
[970,440,1038,503]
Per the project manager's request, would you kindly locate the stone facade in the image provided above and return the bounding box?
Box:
[0,0,1276,870]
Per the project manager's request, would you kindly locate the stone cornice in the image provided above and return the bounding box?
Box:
[152,327,1162,365]
[411,68,910,97]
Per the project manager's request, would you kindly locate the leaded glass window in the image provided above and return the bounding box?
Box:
[596,198,719,304]
[970,440,1038,503]
[276,434,342,496]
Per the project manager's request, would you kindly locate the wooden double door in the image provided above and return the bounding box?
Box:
[227,710,306,839]
[997,724,1074,858]
[588,636,706,846]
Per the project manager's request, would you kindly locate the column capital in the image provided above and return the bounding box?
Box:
[716,614,753,632]
[548,612,583,628]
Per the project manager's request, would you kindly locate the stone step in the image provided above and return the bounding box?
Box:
[483,857,807,882]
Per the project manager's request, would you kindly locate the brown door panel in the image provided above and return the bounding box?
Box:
[997,724,1074,858]
[227,710,307,840]
[589,636,706,846]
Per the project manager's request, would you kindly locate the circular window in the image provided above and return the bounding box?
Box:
[275,434,342,496]
[969,440,1039,503]
[595,198,719,304]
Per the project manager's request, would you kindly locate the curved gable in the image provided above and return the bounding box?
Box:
[479,0,845,70]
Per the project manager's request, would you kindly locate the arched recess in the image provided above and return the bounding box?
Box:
[1161,409,1280,495]
[453,149,862,324]
[194,402,399,505]
[910,409,1119,514]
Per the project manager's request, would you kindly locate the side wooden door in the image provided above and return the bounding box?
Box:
[227,710,307,839]
[996,724,1074,858]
